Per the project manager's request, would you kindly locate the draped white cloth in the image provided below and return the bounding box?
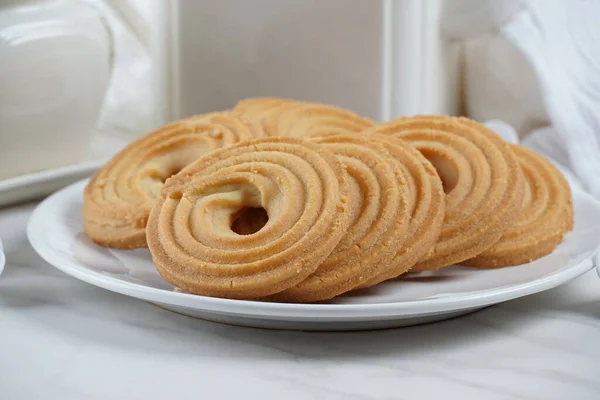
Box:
[444,0,600,199]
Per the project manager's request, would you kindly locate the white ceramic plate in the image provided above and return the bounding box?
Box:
[27,179,600,331]
[0,161,104,207]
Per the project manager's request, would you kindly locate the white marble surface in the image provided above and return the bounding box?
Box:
[1,203,600,400]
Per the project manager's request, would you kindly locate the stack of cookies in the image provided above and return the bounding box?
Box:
[83,98,574,302]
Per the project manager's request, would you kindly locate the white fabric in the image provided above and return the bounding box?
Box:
[463,34,549,136]
[441,0,525,40]
[445,0,600,199]
[500,0,600,199]
[443,0,548,135]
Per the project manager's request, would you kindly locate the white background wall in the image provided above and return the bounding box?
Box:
[172,0,458,121]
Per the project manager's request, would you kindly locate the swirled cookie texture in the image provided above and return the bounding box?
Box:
[83,113,264,249]
[85,95,577,302]
[358,134,445,286]
[262,101,374,137]
[232,97,295,119]
[462,145,574,267]
[268,134,411,302]
[370,115,523,270]
[146,137,350,299]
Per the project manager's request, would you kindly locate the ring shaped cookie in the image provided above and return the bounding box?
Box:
[268,134,411,302]
[146,137,350,300]
[358,134,445,286]
[369,115,523,271]
[83,113,264,249]
[462,145,574,267]
[262,102,374,137]
[233,97,295,119]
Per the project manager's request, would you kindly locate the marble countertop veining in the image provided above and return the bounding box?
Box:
[1,203,600,400]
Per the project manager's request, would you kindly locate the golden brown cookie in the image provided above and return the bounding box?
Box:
[146,137,350,300]
[83,113,264,249]
[232,97,295,119]
[358,134,445,286]
[462,145,573,267]
[369,115,523,271]
[262,102,374,137]
[268,134,411,302]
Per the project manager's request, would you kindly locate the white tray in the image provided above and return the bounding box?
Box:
[0,161,103,207]
[27,179,600,331]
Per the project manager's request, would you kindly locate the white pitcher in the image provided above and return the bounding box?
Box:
[0,0,149,180]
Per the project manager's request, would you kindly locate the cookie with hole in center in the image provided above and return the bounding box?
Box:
[83,113,264,249]
[232,97,295,119]
[267,134,412,302]
[146,137,350,299]
[356,133,445,286]
[368,115,523,271]
[461,144,573,267]
[262,101,374,137]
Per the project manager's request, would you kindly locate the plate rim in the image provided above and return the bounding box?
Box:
[27,179,599,321]
[0,160,105,192]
